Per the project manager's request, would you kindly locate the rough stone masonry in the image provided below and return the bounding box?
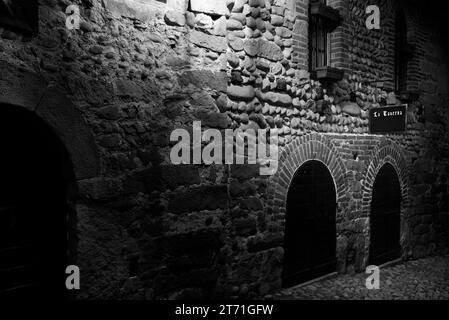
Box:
[0,0,448,299]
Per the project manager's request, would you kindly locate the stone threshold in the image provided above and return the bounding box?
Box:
[286,272,339,291]
[378,258,403,269]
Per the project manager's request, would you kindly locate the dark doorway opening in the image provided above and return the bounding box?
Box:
[0,104,72,299]
[369,163,402,266]
[282,160,337,288]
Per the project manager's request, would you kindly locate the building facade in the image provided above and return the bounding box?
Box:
[0,0,448,299]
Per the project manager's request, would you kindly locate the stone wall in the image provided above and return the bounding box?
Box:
[1,0,232,299]
[0,0,448,299]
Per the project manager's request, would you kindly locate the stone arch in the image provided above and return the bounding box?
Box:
[0,61,100,181]
[265,133,348,229]
[362,138,410,260]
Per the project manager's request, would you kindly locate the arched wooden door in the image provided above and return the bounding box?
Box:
[0,105,69,298]
[369,163,402,265]
[282,161,337,288]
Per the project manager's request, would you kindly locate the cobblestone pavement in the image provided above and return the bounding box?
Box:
[275,255,449,300]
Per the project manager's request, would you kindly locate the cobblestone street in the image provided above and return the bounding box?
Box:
[275,255,449,300]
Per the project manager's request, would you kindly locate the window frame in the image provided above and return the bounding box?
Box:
[394,10,408,93]
[308,0,343,81]
[309,14,330,71]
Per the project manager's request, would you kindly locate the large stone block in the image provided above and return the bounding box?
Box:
[165,10,186,26]
[190,0,229,16]
[168,0,189,12]
[213,16,227,36]
[243,39,259,56]
[178,70,227,92]
[105,0,189,19]
[261,91,292,106]
[341,101,361,117]
[228,36,245,52]
[103,0,161,21]
[243,39,284,61]
[189,30,227,52]
[227,85,256,101]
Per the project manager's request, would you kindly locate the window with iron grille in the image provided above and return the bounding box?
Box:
[310,10,330,70]
[308,0,342,80]
[310,16,329,70]
[395,10,408,93]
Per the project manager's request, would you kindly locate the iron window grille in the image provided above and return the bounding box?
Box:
[309,0,343,80]
[310,11,330,70]
[395,10,409,93]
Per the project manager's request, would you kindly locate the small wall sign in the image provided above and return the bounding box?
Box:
[369,105,407,134]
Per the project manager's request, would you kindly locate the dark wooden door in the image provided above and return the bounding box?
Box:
[282,161,337,288]
[369,163,401,265]
[0,105,68,298]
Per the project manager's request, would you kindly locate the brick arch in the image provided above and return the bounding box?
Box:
[362,138,410,261]
[265,133,348,227]
[0,61,100,181]
[362,138,409,215]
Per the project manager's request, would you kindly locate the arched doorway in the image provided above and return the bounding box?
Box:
[0,104,72,298]
[369,163,402,265]
[282,160,337,288]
